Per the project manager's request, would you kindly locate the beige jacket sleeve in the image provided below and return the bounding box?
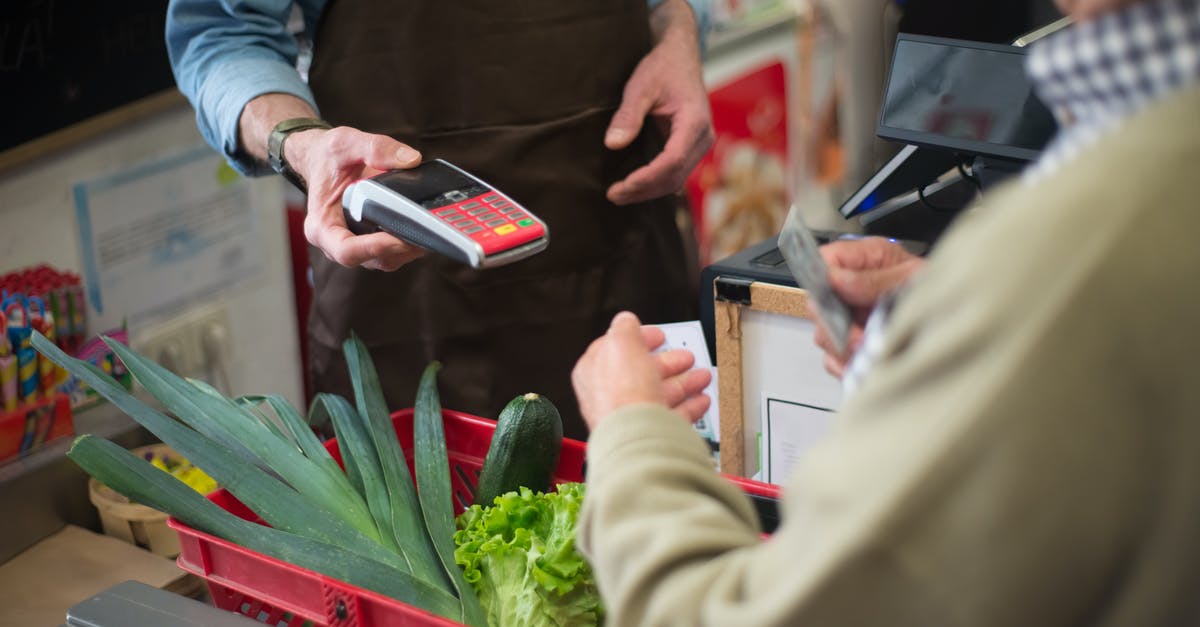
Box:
[577,86,1200,626]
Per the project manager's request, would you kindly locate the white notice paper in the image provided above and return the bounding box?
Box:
[761,395,834,484]
[73,146,264,331]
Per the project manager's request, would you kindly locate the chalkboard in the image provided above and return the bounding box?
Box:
[1,0,179,166]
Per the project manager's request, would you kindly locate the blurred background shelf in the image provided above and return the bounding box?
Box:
[0,399,155,564]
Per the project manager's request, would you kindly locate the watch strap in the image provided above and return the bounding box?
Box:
[267,117,332,192]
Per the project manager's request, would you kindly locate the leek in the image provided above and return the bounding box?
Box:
[414,361,487,626]
[67,435,462,621]
[344,335,444,585]
[104,338,378,541]
[31,334,403,568]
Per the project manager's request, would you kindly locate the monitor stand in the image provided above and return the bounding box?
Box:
[973,156,1028,190]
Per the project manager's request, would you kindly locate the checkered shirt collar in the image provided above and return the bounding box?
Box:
[1025,0,1200,178]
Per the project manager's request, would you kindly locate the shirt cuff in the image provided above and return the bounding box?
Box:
[194,55,319,177]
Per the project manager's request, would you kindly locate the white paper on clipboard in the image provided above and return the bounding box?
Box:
[73,146,264,331]
[760,394,835,484]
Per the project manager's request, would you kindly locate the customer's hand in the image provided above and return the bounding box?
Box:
[813,238,925,377]
[572,312,712,431]
[288,126,427,272]
[1056,0,1144,22]
[605,0,713,205]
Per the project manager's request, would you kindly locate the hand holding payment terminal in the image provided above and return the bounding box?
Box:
[342,159,549,269]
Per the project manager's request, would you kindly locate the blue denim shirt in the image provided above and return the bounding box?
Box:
[166,0,710,175]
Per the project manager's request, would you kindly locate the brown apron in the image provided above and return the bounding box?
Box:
[307,0,696,439]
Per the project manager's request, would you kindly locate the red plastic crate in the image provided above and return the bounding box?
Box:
[170,408,779,626]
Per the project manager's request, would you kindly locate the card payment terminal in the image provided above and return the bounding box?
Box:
[342,159,549,269]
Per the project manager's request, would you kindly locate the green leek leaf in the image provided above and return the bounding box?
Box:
[32,333,405,570]
[415,361,487,626]
[68,435,461,621]
[343,335,446,589]
[104,338,379,541]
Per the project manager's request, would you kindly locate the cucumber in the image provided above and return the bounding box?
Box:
[474,393,563,506]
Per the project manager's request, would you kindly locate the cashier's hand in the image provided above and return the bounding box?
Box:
[814,238,925,378]
[605,0,713,205]
[572,312,712,431]
[290,127,427,272]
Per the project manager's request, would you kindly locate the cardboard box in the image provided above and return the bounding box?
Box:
[0,525,198,627]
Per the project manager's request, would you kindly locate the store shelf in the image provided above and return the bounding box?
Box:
[0,398,155,564]
[0,400,140,485]
[706,6,800,58]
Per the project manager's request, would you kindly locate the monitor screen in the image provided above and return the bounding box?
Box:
[878,34,1057,162]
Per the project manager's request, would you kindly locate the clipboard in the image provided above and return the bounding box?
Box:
[712,276,841,478]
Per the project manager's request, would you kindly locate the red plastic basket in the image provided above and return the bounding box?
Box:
[169,408,779,626]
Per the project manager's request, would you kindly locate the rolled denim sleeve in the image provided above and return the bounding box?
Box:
[166,0,323,175]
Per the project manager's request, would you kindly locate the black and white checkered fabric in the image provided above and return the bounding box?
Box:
[843,0,1200,398]
[1025,0,1200,182]
[841,290,897,398]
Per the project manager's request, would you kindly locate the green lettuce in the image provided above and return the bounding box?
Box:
[453,482,603,626]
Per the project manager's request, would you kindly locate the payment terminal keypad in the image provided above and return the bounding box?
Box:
[427,191,545,256]
[345,160,549,268]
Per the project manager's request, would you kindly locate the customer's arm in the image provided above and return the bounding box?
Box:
[577,390,964,625]
[576,177,1167,624]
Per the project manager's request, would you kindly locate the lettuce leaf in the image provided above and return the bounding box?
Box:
[454,483,603,626]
